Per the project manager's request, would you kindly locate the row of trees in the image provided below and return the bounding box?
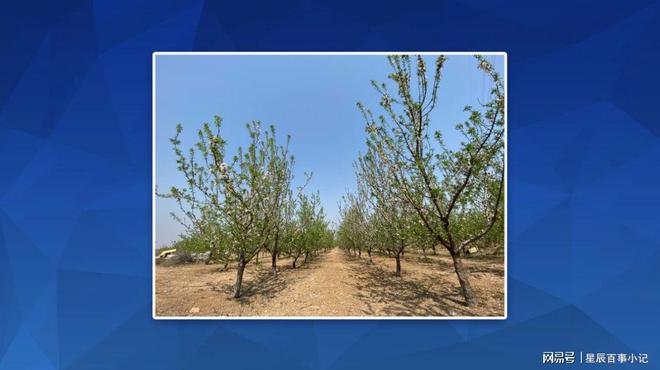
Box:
[337,55,504,307]
[159,118,333,298]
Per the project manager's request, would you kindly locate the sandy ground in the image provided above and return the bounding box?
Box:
[155,248,504,317]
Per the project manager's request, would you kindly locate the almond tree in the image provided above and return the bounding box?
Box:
[356,157,418,276]
[160,116,294,298]
[357,55,504,306]
[157,119,230,269]
[288,191,328,268]
[261,140,295,276]
[337,192,365,258]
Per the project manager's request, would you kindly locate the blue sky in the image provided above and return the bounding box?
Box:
[155,54,504,247]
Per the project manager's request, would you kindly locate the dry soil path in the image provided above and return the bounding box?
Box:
[156,247,504,317]
[260,247,366,316]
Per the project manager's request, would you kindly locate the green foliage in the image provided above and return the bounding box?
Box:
[172,233,209,253]
[355,55,504,253]
[351,55,505,305]
[158,113,336,296]
[336,189,370,255]
[283,191,333,267]
[158,115,319,297]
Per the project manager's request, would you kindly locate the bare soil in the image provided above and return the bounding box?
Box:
[155,248,504,317]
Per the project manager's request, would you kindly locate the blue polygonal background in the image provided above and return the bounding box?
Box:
[1,0,660,369]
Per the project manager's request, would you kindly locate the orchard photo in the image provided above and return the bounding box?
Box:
[153,53,506,318]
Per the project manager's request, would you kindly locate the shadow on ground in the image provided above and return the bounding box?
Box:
[211,257,324,305]
[408,254,505,277]
[344,256,475,317]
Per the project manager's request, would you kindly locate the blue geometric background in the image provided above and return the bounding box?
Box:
[1,0,659,369]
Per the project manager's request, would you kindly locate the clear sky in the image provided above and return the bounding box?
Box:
[155,54,504,247]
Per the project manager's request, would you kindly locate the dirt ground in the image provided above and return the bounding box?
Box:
[155,248,504,317]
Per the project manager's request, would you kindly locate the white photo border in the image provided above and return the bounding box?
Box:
[152,51,508,320]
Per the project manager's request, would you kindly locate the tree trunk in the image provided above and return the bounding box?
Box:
[451,252,476,307]
[367,250,372,264]
[292,255,299,269]
[358,249,361,258]
[233,258,246,298]
[395,253,402,277]
[271,250,277,276]
[271,230,279,276]
[206,248,215,265]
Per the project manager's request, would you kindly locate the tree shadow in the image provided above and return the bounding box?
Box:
[211,269,288,305]
[199,265,233,274]
[282,261,324,271]
[467,265,505,277]
[210,256,325,305]
[345,259,474,317]
[408,255,504,277]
